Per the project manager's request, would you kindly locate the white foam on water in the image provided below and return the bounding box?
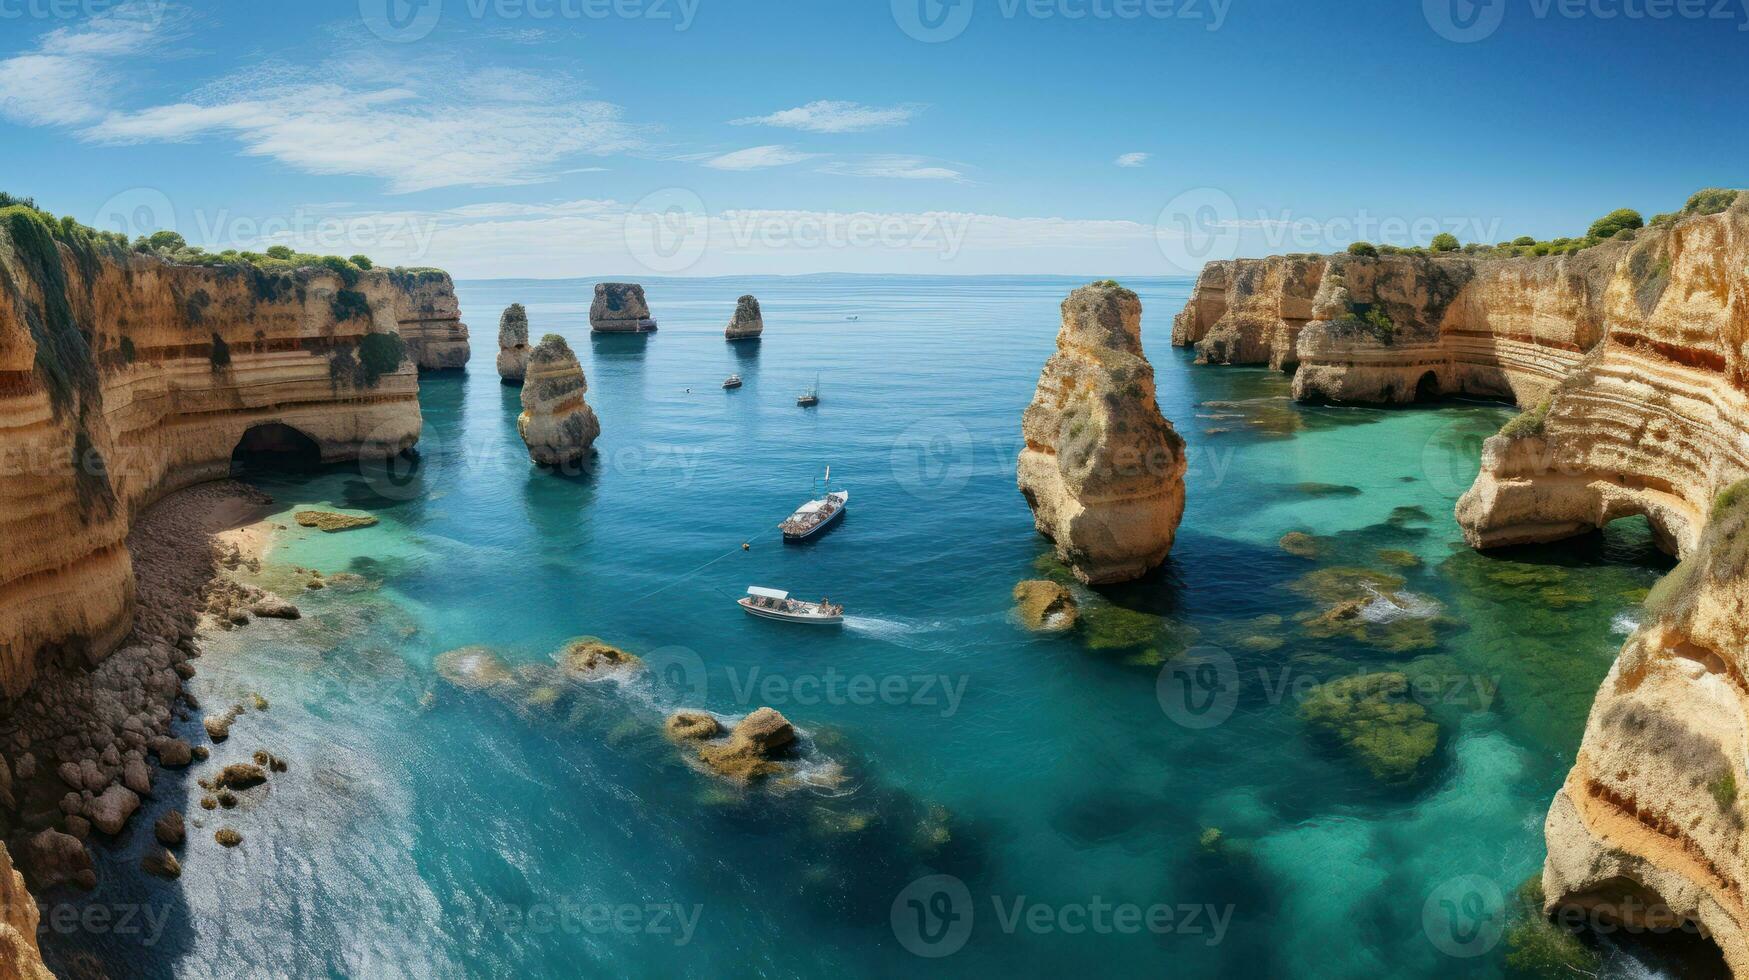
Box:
[1358,584,1442,623]
[1611,611,1641,636]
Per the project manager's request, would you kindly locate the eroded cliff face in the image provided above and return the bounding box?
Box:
[517,334,600,467]
[0,218,430,697]
[1018,282,1186,584]
[391,271,471,370]
[1177,204,1749,968]
[1459,210,1749,555]
[1172,246,1623,406]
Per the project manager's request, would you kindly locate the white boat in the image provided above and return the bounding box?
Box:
[738,586,843,624]
[780,467,847,540]
[723,374,742,389]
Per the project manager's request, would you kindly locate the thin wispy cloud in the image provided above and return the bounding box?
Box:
[730,100,920,133]
[1114,152,1149,167]
[0,1,185,126]
[1,11,644,193]
[702,145,821,170]
[819,155,965,181]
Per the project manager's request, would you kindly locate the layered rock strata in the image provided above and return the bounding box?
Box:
[0,215,431,694]
[724,294,763,340]
[1180,200,1749,970]
[1172,247,1622,406]
[1459,208,1749,555]
[496,303,529,383]
[589,282,656,333]
[516,334,600,466]
[1017,282,1187,584]
[389,270,470,370]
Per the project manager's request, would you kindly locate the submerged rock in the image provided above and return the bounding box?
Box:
[294,511,378,533]
[664,710,723,741]
[589,282,656,332]
[435,646,516,691]
[1298,672,1438,783]
[1278,532,1323,559]
[555,637,641,677]
[496,302,530,383]
[215,828,242,847]
[673,707,798,783]
[1017,282,1187,584]
[724,294,764,340]
[1012,580,1079,632]
[517,334,602,467]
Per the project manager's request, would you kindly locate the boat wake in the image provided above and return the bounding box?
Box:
[842,612,1002,648]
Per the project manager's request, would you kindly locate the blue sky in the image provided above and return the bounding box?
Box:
[0,0,1744,277]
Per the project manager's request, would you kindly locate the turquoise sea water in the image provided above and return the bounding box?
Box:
[46,276,1700,978]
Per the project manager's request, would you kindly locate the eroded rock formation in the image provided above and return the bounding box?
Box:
[0,213,432,696]
[0,843,51,979]
[589,282,656,333]
[392,270,470,370]
[1179,198,1749,969]
[725,294,763,340]
[517,334,601,467]
[1017,282,1187,584]
[496,302,529,383]
[1172,247,1621,406]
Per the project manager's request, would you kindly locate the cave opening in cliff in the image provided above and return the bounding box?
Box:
[230,423,322,475]
[1414,370,1441,402]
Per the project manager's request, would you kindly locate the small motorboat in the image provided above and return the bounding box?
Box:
[845,315,859,321]
[723,374,743,389]
[797,373,820,407]
[738,586,843,624]
[780,467,847,541]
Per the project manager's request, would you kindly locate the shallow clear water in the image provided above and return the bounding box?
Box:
[47,276,1690,978]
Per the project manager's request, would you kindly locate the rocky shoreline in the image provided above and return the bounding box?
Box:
[0,480,308,967]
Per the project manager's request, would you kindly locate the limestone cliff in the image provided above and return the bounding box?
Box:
[496,303,529,384]
[1178,198,1749,969]
[1017,282,1186,584]
[1459,208,1749,554]
[0,843,50,979]
[0,208,432,697]
[1171,246,1627,406]
[389,270,470,371]
[517,334,600,467]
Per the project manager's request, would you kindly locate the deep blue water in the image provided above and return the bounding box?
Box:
[44,275,1686,978]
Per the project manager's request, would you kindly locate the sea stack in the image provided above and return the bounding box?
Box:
[724,294,764,340]
[496,303,529,384]
[589,283,656,333]
[1017,281,1187,584]
[517,334,601,467]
